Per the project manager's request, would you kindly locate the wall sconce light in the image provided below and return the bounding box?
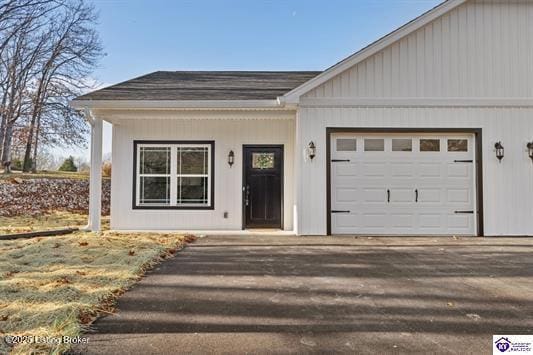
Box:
[228,150,234,167]
[494,142,504,162]
[527,142,533,161]
[307,141,316,160]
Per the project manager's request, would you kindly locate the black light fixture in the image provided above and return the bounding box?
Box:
[308,141,316,160]
[527,142,533,161]
[495,142,504,162]
[228,150,234,167]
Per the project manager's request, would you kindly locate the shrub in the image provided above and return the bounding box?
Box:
[11,159,23,171]
[58,156,78,172]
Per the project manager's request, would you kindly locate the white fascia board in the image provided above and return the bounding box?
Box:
[282,0,467,104]
[70,99,284,110]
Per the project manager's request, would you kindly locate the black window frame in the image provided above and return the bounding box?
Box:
[132,140,215,210]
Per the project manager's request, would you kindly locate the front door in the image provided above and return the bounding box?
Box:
[243,145,283,229]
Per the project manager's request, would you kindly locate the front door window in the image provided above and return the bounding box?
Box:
[252,153,275,169]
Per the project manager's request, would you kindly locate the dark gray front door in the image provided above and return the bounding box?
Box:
[243,145,283,229]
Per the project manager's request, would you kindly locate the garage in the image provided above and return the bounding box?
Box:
[329,131,479,236]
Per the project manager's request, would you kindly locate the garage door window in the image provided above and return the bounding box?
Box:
[336,138,357,152]
[420,139,440,152]
[364,139,384,151]
[448,139,468,152]
[392,139,412,152]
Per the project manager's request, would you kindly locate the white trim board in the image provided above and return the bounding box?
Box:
[300,98,533,108]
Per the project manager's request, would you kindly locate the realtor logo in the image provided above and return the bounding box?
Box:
[494,337,511,352]
[493,335,533,355]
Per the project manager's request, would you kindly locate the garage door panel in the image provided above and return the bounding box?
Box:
[333,213,359,230]
[363,188,387,203]
[335,188,359,202]
[362,162,387,177]
[390,188,414,203]
[390,213,415,228]
[418,163,442,177]
[418,188,442,203]
[447,188,471,203]
[362,213,388,228]
[334,163,359,177]
[418,213,443,229]
[334,178,360,190]
[447,213,474,231]
[391,162,415,177]
[447,163,471,178]
[331,133,476,236]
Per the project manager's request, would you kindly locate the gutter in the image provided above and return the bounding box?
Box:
[70,99,287,110]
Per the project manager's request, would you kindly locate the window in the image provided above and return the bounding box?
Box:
[364,139,385,151]
[177,147,210,205]
[420,139,440,152]
[138,147,170,205]
[252,153,275,169]
[392,139,412,152]
[336,138,357,152]
[448,139,468,152]
[134,141,214,209]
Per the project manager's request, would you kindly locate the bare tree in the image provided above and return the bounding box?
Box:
[0,1,59,54]
[0,0,102,173]
[0,17,48,172]
[0,0,59,161]
[21,0,102,171]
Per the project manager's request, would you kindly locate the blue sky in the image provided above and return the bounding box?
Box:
[70,0,442,160]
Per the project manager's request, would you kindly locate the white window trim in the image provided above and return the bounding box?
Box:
[135,142,213,209]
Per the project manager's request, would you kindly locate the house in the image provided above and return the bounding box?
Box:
[71,0,533,236]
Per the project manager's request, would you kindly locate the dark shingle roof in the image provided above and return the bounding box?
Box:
[75,71,322,101]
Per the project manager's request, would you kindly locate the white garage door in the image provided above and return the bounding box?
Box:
[330,133,477,235]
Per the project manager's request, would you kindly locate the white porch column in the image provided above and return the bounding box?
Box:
[88,112,103,232]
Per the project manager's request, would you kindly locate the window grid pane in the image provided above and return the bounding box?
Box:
[177,177,208,205]
[140,147,170,174]
[364,139,385,152]
[139,176,170,204]
[448,139,468,152]
[392,139,412,152]
[336,138,357,152]
[420,139,440,152]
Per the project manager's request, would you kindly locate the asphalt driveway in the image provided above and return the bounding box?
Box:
[77,235,533,354]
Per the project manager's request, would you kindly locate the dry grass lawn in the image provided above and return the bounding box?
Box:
[0,170,91,181]
[0,211,109,235]
[0,213,193,354]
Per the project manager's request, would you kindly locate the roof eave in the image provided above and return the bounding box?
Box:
[70,99,287,110]
[282,0,467,104]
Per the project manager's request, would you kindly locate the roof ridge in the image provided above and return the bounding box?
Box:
[155,70,323,73]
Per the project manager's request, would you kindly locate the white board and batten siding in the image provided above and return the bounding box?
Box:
[110,114,295,231]
[296,0,533,236]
